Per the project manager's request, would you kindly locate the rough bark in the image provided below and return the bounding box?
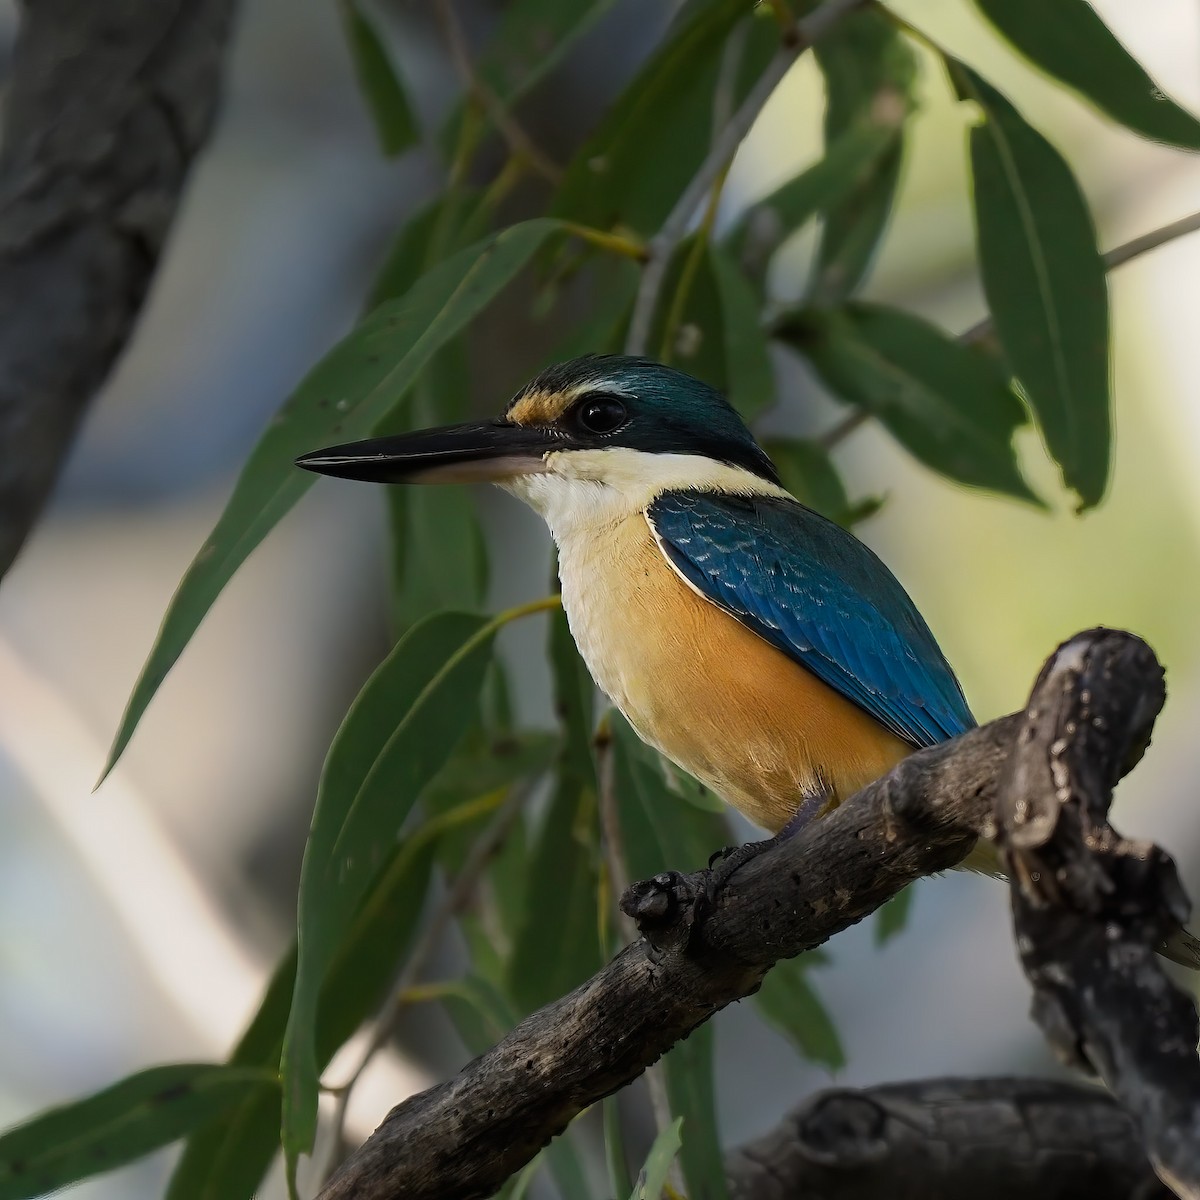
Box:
[725,1077,1171,1200]
[317,630,1200,1200]
[0,0,237,579]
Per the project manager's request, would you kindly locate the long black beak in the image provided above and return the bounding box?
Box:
[295,420,558,484]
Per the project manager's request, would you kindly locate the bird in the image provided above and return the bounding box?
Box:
[297,353,1199,964]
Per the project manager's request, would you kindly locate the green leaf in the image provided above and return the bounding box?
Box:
[168,825,440,1199]
[282,612,497,1178]
[662,1025,726,1200]
[0,1064,273,1200]
[875,882,915,944]
[809,9,917,302]
[973,0,1200,151]
[388,485,488,632]
[552,3,777,234]
[709,245,774,420]
[950,61,1111,509]
[610,717,729,881]
[507,775,601,1013]
[780,302,1037,501]
[604,1096,633,1200]
[754,956,845,1070]
[367,189,486,310]
[726,123,898,283]
[475,0,622,105]
[763,437,855,526]
[549,606,597,785]
[104,218,564,779]
[629,1117,683,1200]
[340,0,419,156]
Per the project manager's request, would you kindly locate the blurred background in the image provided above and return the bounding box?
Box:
[0,0,1198,1195]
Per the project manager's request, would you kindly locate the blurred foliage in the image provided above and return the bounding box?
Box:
[5,1,1199,1198]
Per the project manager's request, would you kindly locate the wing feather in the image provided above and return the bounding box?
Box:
[646,491,974,748]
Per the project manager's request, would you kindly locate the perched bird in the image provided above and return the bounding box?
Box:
[297,353,1198,962]
[298,353,970,836]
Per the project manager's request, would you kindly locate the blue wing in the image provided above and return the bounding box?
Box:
[647,491,974,748]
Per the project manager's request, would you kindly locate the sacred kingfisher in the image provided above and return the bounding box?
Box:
[295,354,1200,967]
[297,353,972,837]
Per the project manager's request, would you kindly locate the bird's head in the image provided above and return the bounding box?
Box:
[297,355,783,532]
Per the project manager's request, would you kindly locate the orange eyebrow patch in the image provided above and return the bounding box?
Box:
[506,385,583,426]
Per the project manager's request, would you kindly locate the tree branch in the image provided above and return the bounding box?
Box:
[317,628,1200,1200]
[725,1077,1172,1200]
[0,0,236,581]
[625,0,867,355]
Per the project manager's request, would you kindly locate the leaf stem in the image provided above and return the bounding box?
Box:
[562,221,650,263]
[625,0,868,355]
[434,0,563,185]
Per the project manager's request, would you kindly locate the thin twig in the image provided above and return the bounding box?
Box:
[318,781,533,1185]
[434,0,562,186]
[817,207,1200,448]
[625,0,866,355]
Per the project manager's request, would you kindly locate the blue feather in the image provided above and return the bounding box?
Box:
[647,491,974,748]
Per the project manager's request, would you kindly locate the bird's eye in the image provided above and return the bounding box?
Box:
[575,394,628,435]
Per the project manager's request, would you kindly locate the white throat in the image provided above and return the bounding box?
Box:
[501,447,791,545]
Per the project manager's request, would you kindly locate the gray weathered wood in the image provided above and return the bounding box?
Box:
[0,0,236,578]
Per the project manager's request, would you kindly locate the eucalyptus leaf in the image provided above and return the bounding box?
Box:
[629,1117,683,1200]
[282,612,497,1178]
[754,956,845,1070]
[974,0,1200,151]
[780,303,1037,501]
[552,2,777,234]
[950,61,1110,509]
[340,0,419,156]
[105,219,566,780]
[809,9,916,302]
[876,882,915,945]
[764,437,855,526]
[0,1064,273,1200]
[662,1025,726,1200]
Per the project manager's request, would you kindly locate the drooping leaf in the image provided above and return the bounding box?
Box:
[764,437,857,526]
[725,123,898,283]
[552,3,777,234]
[629,1117,683,1200]
[605,1095,633,1200]
[779,302,1037,501]
[610,716,729,882]
[754,956,845,1070]
[973,0,1200,151]
[105,219,565,779]
[282,612,497,1177]
[0,1064,273,1200]
[809,9,917,302]
[167,831,437,1200]
[476,0,623,105]
[875,882,915,944]
[340,0,420,156]
[507,776,601,1013]
[367,189,486,311]
[709,245,774,420]
[950,61,1110,509]
[651,239,773,420]
[662,1025,726,1200]
[549,606,597,785]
